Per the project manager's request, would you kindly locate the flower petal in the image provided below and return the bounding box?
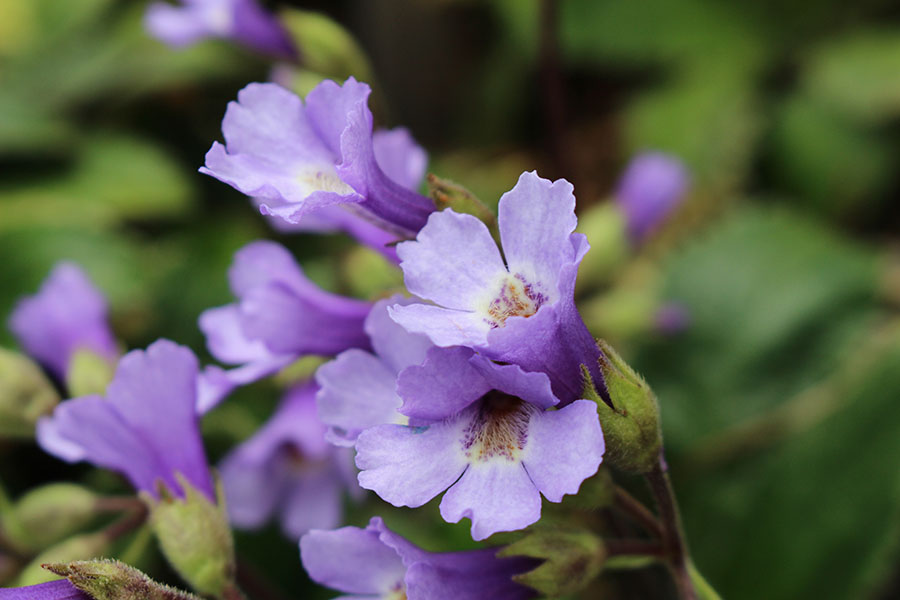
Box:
[388,303,489,348]
[498,172,578,296]
[366,296,433,374]
[372,127,427,192]
[0,579,90,599]
[439,461,541,541]
[301,525,406,596]
[397,209,506,310]
[356,422,468,508]
[280,468,344,540]
[396,347,490,422]
[522,400,604,502]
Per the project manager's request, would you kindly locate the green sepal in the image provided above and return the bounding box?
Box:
[2,483,101,554]
[584,340,662,473]
[15,532,110,586]
[66,348,116,398]
[0,348,59,439]
[44,559,201,600]
[144,474,235,598]
[498,528,606,597]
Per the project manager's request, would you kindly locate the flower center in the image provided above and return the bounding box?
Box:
[484,273,546,328]
[384,582,407,600]
[296,165,355,197]
[460,393,535,463]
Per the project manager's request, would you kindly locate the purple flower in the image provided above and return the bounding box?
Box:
[0,580,88,599]
[200,79,435,241]
[315,295,433,446]
[36,340,215,501]
[7,262,118,380]
[389,171,605,403]
[615,152,689,242]
[250,126,428,262]
[355,348,604,540]
[300,517,537,600]
[197,240,372,411]
[219,381,360,540]
[145,0,296,58]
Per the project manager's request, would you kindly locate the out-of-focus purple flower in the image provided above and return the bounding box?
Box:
[655,302,691,335]
[36,340,215,501]
[145,0,296,58]
[389,171,605,403]
[200,79,435,244]
[0,580,88,599]
[615,152,689,242]
[300,517,537,599]
[7,263,118,380]
[219,381,360,540]
[315,295,432,446]
[355,351,604,540]
[197,240,372,411]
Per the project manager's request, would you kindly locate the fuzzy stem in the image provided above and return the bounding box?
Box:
[605,539,666,558]
[613,485,664,538]
[646,459,696,600]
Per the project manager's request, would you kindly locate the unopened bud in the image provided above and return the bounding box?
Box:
[66,349,116,398]
[584,340,662,474]
[0,348,59,438]
[44,559,201,600]
[144,475,235,598]
[341,246,404,300]
[575,203,629,291]
[427,174,497,233]
[498,528,605,597]
[15,532,110,586]
[3,483,101,553]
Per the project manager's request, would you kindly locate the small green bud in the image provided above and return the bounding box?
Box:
[575,203,629,292]
[15,532,110,586]
[3,483,101,553]
[145,475,235,598]
[340,246,404,300]
[427,174,497,233]
[66,349,116,398]
[0,348,59,438]
[584,340,662,474]
[498,528,606,597]
[279,9,374,84]
[44,559,202,600]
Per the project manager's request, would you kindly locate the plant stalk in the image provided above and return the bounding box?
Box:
[646,459,696,600]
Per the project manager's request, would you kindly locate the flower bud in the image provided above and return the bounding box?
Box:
[427,174,497,231]
[65,349,116,398]
[583,340,662,473]
[0,348,59,439]
[15,532,110,586]
[575,202,629,291]
[498,528,606,597]
[144,476,235,598]
[2,483,101,553]
[44,559,201,600]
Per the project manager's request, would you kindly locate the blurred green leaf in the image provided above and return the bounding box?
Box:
[803,30,900,123]
[770,95,891,217]
[638,206,879,448]
[0,134,193,229]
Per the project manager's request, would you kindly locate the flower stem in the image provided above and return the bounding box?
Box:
[645,459,696,600]
[613,485,663,538]
[221,582,248,600]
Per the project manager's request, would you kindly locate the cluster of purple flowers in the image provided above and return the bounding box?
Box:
[1,15,689,592]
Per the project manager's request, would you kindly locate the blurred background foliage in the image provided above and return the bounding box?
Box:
[1,0,900,599]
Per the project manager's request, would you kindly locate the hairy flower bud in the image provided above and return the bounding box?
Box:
[498,528,606,596]
[0,348,59,439]
[584,340,662,473]
[426,173,497,231]
[16,533,110,586]
[144,476,235,598]
[44,560,201,600]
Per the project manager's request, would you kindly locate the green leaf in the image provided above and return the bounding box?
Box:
[803,30,900,123]
[0,134,193,229]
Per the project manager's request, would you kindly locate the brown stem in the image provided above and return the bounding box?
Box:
[605,539,666,558]
[614,485,663,538]
[646,459,696,600]
[221,582,248,600]
[101,503,148,542]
